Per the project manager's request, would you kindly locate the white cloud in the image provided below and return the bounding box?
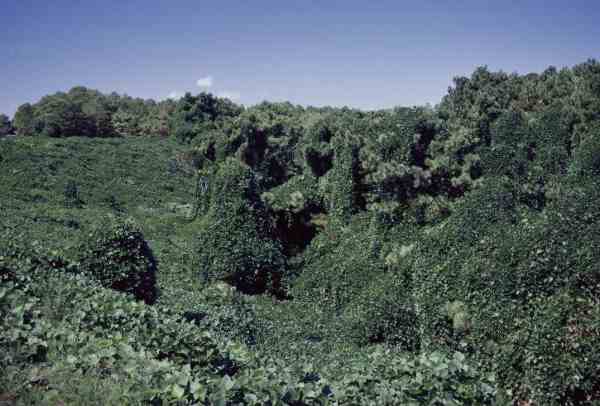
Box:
[217,90,241,102]
[196,76,213,88]
[167,91,180,100]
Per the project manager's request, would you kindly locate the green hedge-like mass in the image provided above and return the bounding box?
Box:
[78,217,158,303]
[196,158,286,295]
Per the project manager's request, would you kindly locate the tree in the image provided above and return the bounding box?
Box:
[169,92,242,142]
[13,103,37,136]
[0,114,12,136]
[79,218,158,304]
[111,108,139,137]
[196,159,285,295]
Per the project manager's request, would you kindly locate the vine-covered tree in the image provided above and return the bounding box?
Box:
[0,114,13,136]
[13,103,37,136]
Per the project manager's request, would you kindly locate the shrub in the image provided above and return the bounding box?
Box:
[569,129,600,179]
[341,271,419,349]
[78,217,157,303]
[262,173,325,260]
[292,213,386,314]
[492,292,600,405]
[63,180,83,208]
[196,158,286,295]
[323,139,363,223]
[412,175,600,405]
[483,110,530,178]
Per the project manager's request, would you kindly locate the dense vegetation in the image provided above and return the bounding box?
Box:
[0,114,13,137]
[2,59,600,405]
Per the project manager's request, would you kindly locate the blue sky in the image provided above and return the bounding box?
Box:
[1,0,599,116]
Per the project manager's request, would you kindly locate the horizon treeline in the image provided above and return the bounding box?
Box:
[3,59,599,147]
[6,59,599,208]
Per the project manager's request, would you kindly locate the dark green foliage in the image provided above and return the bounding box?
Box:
[196,159,285,295]
[180,282,261,346]
[572,59,600,143]
[4,60,600,405]
[341,272,419,349]
[356,107,447,222]
[0,262,497,405]
[303,119,335,177]
[11,87,179,138]
[0,262,247,405]
[78,217,157,303]
[170,92,242,142]
[325,138,362,222]
[24,87,114,137]
[569,127,600,179]
[0,135,199,304]
[528,105,573,175]
[238,115,268,168]
[105,194,125,213]
[304,144,333,177]
[0,114,13,136]
[413,176,600,405]
[493,293,600,405]
[485,108,530,184]
[111,108,139,137]
[13,103,37,136]
[191,110,306,190]
[263,173,325,259]
[63,180,83,208]
[292,214,381,310]
[289,212,418,350]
